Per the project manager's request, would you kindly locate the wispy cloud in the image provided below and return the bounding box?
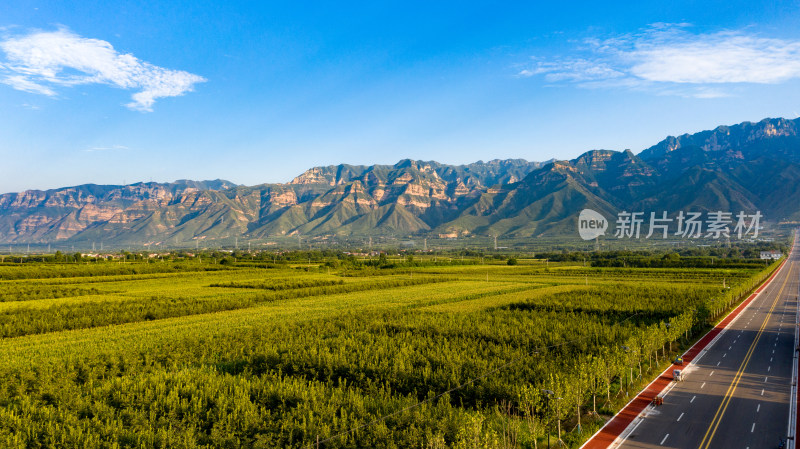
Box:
[519,59,625,82]
[84,145,130,152]
[5,74,56,95]
[0,28,206,111]
[520,24,800,97]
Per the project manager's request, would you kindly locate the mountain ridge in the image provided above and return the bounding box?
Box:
[3,117,800,244]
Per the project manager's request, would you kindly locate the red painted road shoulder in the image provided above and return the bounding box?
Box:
[580,260,787,449]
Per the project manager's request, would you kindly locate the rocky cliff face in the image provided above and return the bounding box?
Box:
[640,117,800,164]
[0,160,540,244]
[0,181,235,243]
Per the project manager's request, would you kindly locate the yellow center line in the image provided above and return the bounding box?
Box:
[697,263,793,449]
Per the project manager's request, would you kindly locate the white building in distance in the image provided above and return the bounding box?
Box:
[760,250,782,260]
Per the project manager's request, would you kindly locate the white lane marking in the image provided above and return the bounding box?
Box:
[690,395,696,403]
[766,376,769,382]
[710,371,715,376]
[701,382,706,389]
[762,388,765,395]
[717,361,721,366]
[768,366,772,372]
[729,346,732,350]
[771,357,774,362]
[757,404,761,412]
[751,423,755,433]
[660,434,669,445]
[724,353,727,357]
[677,412,684,422]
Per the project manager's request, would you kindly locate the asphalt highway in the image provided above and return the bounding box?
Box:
[617,237,799,449]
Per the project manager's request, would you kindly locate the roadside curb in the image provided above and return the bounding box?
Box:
[580,259,787,449]
[791,236,799,449]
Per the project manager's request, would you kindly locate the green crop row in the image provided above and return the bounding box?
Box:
[209,278,345,290]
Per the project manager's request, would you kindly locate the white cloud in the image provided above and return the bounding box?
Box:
[521,25,800,97]
[630,33,800,84]
[0,28,205,111]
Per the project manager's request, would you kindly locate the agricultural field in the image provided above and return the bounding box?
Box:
[0,255,782,448]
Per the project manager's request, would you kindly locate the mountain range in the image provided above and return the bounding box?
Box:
[2,117,799,246]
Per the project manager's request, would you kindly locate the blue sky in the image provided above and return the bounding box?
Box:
[2,1,800,192]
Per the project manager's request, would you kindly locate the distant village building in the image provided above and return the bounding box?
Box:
[760,250,782,260]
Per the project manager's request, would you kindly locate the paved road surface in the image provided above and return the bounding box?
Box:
[617,236,799,449]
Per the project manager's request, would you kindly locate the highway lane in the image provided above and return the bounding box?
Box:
[617,236,799,449]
